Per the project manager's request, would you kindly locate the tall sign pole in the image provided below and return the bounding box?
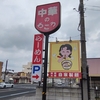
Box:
[42,34,49,100]
[35,2,61,100]
[79,0,89,100]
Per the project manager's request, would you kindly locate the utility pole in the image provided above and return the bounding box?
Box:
[79,0,89,100]
[4,60,8,82]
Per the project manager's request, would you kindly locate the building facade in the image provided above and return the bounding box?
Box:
[13,72,31,83]
[0,62,3,82]
[22,62,32,74]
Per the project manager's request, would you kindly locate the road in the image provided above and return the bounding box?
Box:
[0,84,37,100]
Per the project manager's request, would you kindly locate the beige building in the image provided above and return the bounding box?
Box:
[11,62,32,83]
[22,62,32,74]
[12,62,32,83]
[0,61,3,82]
[13,72,31,83]
[22,62,44,74]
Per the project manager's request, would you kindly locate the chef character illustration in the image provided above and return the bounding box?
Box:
[57,44,72,70]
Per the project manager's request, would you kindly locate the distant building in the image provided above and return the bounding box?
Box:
[13,72,31,83]
[0,62,3,82]
[87,58,100,89]
[1,72,14,83]
[22,62,44,77]
[22,62,32,74]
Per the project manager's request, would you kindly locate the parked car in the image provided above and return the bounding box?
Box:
[57,82,62,85]
[0,82,14,88]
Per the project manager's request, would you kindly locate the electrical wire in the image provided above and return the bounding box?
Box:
[85,4,100,11]
[86,8,100,11]
[85,5,100,8]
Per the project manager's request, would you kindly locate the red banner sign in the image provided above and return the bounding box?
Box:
[35,2,61,34]
[32,34,44,64]
[48,72,81,78]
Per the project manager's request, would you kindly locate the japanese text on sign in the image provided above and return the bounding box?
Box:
[35,2,61,34]
[38,6,58,17]
[37,6,58,31]
[48,72,81,78]
[32,34,44,64]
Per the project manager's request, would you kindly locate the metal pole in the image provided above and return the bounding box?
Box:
[87,66,90,100]
[79,0,89,100]
[96,86,98,100]
[42,34,49,100]
[4,60,8,82]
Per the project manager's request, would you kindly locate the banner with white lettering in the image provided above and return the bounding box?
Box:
[31,34,44,82]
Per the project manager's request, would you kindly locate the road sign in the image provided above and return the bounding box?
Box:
[31,34,44,82]
[31,64,42,81]
[35,2,61,34]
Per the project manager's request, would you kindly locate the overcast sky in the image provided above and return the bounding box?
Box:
[0,0,100,72]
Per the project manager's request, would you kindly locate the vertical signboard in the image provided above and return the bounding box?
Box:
[34,2,61,100]
[35,2,61,34]
[49,41,81,78]
[31,34,44,82]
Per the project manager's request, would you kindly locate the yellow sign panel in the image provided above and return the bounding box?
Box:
[49,41,81,72]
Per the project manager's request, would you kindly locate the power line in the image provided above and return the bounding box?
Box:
[85,4,100,8]
[85,4,100,11]
[86,8,100,11]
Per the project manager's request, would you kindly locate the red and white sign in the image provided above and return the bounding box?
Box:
[48,72,82,78]
[31,34,44,82]
[35,2,61,34]
[32,34,44,64]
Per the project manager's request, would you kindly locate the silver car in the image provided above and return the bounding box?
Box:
[0,82,14,88]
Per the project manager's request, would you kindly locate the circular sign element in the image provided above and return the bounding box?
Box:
[61,60,72,70]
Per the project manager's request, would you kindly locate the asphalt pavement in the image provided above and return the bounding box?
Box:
[0,92,36,100]
[0,83,71,100]
[0,83,37,100]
